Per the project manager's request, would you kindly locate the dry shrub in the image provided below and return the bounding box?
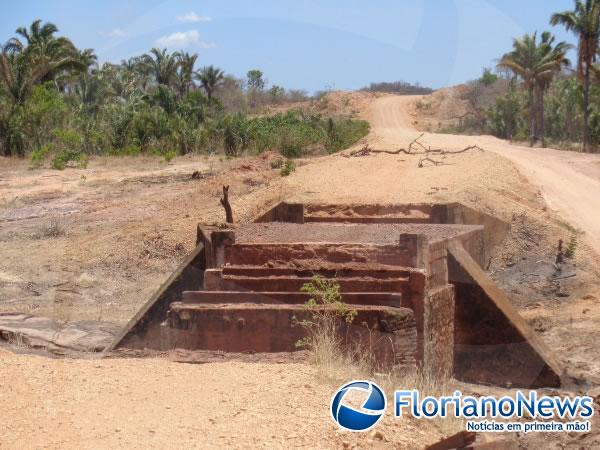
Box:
[300,277,464,438]
[37,218,66,238]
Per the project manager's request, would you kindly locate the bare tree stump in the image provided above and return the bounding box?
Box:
[220,185,233,223]
[556,239,564,265]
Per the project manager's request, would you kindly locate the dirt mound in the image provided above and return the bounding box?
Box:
[412,85,473,129]
[265,90,382,119]
[317,90,382,118]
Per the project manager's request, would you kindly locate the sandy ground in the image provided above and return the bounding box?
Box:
[1,91,600,448]
[0,153,285,322]
[0,349,449,450]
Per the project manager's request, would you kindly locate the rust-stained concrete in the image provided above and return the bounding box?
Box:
[107,201,562,388]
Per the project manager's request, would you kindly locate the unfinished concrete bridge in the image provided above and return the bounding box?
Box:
[107,202,563,389]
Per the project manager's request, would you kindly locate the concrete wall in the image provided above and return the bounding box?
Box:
[423,284,455,377]
[438,203,509,265]
[106,244,207,352]
[253,202,305,223]
[448,243,562,388]
[166,303,417,369]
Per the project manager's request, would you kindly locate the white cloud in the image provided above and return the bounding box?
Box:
[156,30,215,49]
[99,28,128,38]
[176,12,212,23]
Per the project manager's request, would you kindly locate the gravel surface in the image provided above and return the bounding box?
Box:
[235,222,482,245]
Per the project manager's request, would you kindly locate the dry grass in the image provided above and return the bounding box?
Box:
[304,315,464,438]
[304,320,372,383]
[378,369,465,437]
[6,331,26,348]
[36,218,66,238]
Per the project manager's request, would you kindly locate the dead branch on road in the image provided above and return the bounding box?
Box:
[344,143,411,157]
[418,156,451,167]
[343,133,484,168]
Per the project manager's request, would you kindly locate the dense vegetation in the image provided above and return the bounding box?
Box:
[0,20,369,165]
[361,80,433,95]
[443,0,600,152]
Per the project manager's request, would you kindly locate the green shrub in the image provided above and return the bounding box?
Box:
[131,107,171,150]
[270,158,283,169]
[280,159,296,176]
[29,144,52,168]
[222,113,250,156]
[325,119,370,153]
[279,129,304,158]
[565,235,578,259]
[163,149,177,162]
[109,144,141,157]
[53,128,83,149]
[24,84,67,152]
[52,149,87,170]
[294,277,357,350]
[479,68,498,86]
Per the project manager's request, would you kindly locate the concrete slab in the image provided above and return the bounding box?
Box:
[448,242,563,388]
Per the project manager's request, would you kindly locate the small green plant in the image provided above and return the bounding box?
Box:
[29,144,52,168]
[52,149,87,170]
[565,234,578,259]
[270,158,283,169]
[294,277,356,349]
[163,149,177,162]
[280,159,296,176]
[479,67,498,86]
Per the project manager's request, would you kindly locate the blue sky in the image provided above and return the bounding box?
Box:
[1,0,578,92]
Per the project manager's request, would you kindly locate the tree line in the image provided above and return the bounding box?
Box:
[361,81,433,95]
[450,0,600,153]
[0,20,369,164]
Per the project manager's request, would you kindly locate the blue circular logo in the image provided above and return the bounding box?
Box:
[330,380,386,432]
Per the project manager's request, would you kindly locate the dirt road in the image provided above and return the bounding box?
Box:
[367,95,600,256]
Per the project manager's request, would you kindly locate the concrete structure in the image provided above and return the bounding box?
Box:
[107,202,563,388]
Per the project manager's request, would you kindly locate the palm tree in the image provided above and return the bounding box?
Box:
[78,48,98,70]
[175,51,198,97]
[0,20,86,156]
[4,19,61,53]
[120,56,151,92]
[4,19,84,85]
[74,72,114,116]
[195,65,224,100]
[498,32,571,146]
[0,49,45,106]
[551,0,600,152]
[535,33,572,147]
[141,48,179,87]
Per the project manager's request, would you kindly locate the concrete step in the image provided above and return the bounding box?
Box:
[304,215,430,224]
[204,274,408,293]
[219,265,416,279]
[225,243,414,267]
[165,301,417,361]
[181,291,406,308]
